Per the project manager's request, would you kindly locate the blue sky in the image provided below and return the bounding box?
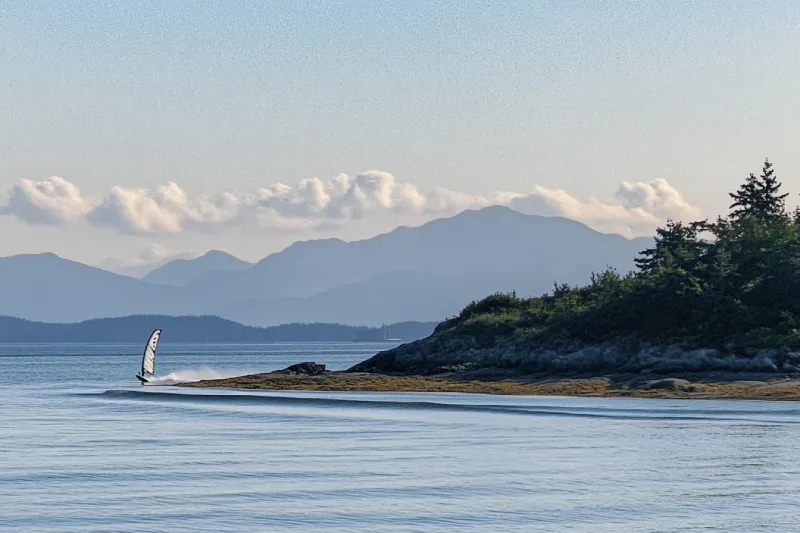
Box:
[1,1,798,268]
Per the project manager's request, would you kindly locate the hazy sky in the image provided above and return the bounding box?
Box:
[1,1,798,270]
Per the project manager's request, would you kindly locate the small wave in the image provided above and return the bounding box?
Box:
[95,390,798,423]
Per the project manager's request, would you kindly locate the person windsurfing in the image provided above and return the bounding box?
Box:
[136,329,161,384]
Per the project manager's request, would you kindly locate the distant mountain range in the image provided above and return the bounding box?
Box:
[142,250,253,286]
[0,206,653,326]
[0,315,436,343]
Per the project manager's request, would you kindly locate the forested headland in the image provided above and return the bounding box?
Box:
[350,160,800,378]
[433,159,800,352]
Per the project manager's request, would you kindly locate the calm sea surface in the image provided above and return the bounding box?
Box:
[2,342,800,532]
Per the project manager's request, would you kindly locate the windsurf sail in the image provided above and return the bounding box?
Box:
[140,328,161,378]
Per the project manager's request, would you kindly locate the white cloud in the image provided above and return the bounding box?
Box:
[615,178,702,221]
[322,170,426,219]
[0,172,701,238]
[86,182,244,234]
[509,178,702,237]
[0,176,93,225]
[425,187,523,214]
[255,171,428,220]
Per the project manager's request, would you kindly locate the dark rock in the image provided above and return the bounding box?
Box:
[348,351,399,373]
[346,328,792,377]
[273,362,327,375]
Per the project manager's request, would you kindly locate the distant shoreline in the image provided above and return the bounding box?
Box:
[0,340,407,346]
[0,315,437,344]
[179,368,800,402]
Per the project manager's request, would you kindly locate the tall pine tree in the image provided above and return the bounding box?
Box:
[728,158,788,223]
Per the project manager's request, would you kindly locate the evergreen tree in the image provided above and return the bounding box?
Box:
[728,158,788,223]
[634,219,706,273]
[792,205,800,225]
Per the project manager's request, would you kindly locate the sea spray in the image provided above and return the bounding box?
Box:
[148,366,253,383]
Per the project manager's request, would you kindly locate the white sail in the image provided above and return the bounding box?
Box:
[141,329,161,376]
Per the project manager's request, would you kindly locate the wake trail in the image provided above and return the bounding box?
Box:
[147,366,254,384]
[92,390,800,424]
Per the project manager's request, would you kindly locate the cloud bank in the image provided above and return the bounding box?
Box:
[510,178,702,237]
[0,171,701,238]
[0,176,93,225]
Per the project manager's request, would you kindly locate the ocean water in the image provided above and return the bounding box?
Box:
[2,343,800,532]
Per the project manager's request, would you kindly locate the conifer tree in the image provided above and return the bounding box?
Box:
[728,158,788,223]
[792,205,800,225]
[634,219,704,273]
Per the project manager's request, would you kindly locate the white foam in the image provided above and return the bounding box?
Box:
[148,366,252,383]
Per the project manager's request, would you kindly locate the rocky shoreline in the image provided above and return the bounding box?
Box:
[177,336,800,400]
[179,360,800,401]
[349,335,800,375]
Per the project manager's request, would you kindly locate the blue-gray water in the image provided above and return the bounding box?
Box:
[2,342,800,532]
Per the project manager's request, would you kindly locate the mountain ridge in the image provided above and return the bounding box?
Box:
[182,206,652,307]
[142,249,253,286]
[0,206,654,325]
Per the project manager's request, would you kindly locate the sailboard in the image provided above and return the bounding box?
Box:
[136,329,162,384]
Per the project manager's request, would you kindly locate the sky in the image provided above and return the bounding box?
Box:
[1,1,798,271]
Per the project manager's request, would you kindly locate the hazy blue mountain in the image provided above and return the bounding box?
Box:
[216,271,490,326]
[0,207,654,325]
[214,207,654,326]
[0,253,191,322]
[0,314,436,343]
[217,255,642,327]
[97,261,164,279]
[142,250,252,286]
[188,206,653,312]
[95,251,198,279]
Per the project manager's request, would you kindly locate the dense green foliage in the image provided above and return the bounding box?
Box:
[0,315,436,343]
[440,159,800,351]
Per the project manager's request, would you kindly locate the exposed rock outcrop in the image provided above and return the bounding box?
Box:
[348,335,798,376]
[272,362,328,375]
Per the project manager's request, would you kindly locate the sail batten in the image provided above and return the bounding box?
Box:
[141,329,161,376]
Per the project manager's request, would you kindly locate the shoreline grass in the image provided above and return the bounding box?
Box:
[179,371,800,402]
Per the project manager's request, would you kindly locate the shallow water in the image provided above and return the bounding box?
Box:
[2,342,799,532]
